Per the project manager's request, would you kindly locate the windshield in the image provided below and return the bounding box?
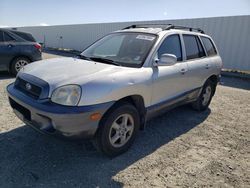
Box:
[81,33,157,67]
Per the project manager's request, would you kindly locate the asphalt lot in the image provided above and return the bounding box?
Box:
[0,52,249,187]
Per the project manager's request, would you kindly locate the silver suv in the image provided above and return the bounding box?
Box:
[7,24,222,156]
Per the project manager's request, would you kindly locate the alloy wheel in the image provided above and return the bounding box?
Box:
[15,59,29,72]
[202,86,212,106]
[109,114,134,148]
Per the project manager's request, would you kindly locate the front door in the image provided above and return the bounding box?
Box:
[151,34,189,107]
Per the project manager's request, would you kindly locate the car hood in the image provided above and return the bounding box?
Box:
[22,57,128,86]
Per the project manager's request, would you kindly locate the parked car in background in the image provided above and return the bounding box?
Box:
[7,24,222,157]
[0,29,42,75]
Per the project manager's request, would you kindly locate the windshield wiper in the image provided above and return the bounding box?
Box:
[77,54,91,60]
[89,57,121,66]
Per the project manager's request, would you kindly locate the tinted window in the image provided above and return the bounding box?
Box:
[201,37,217,56]
[196,37,206,57]
[3,32,15,42]
[158,35,182,61]
[183,35,203,60]
[0,31,3,42]
[12,31,36,42]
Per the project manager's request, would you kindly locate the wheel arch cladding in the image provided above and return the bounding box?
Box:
[206,74,219,96]
[99,95,146,131]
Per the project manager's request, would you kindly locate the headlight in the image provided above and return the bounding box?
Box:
[51,85,81,106]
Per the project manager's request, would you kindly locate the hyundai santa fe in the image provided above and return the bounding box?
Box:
[7,24,222,156]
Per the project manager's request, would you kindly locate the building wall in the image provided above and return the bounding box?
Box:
[17,15,250,71]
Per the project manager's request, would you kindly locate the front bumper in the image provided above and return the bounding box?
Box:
[7,83,114,139]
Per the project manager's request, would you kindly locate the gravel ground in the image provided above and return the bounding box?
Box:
[0,53,249,187]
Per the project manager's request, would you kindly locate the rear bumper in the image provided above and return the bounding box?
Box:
[30,50,42,62]
[7,83,114,139]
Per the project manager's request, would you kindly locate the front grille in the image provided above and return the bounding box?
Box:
[15,77,42,99]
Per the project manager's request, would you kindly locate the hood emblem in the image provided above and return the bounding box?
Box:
[25,83,32,90]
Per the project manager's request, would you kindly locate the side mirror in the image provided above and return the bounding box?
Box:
[155,53,177,66]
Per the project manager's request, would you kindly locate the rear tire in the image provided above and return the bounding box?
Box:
[11,57,30,75]
[192,80,215,111]
[93,102,140,157]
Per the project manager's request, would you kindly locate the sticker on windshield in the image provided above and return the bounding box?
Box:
[136,35,155,41]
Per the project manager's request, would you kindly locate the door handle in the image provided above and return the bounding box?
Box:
[180,68,187,74]
[205,64,210,69]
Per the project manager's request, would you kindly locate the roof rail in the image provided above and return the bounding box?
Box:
[122,24,172,30]
[122,24,205,34]
[166,25,205,34]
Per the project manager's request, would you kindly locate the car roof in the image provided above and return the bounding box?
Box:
[0,28,32,35]
[11,30,32,35]
[0,28,37,42]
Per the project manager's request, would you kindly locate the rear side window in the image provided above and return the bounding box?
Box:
[3,32,15,42]
[201,36,217,56]
[158,34,182,61]
[183,35,205,60]
[0,31,3,42]
[12,31,36,42]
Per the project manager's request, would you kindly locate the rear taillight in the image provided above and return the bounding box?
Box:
[34,43,42,51]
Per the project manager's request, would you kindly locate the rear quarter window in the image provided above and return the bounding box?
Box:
[201,36,217,56]
[13,31,36,42]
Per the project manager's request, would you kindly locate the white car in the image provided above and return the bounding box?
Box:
[7,24,222,156]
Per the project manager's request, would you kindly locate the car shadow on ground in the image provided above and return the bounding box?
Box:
[0,105,210,187]
[0,71,14,80]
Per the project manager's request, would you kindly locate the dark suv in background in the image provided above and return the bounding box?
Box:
[0,29,42,75]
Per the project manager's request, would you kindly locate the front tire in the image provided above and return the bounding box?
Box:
[93,102,140,157]
[192,80,215,111]
[11,57,30,75]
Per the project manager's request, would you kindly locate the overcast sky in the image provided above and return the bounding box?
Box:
[0,0,249,27]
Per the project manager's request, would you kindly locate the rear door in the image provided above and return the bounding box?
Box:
[151,34,189,106]
[0,31,9,70]
[0,31,19,70]
[200,36,222,74]
[182,34,208,89]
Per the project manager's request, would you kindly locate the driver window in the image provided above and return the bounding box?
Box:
[157,34,182,61]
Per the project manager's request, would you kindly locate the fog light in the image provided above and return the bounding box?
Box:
[90,113,102,121]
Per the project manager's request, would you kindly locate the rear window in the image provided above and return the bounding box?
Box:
[12,31,36,42]
[201,36,217,56]
[183,35,205,60]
